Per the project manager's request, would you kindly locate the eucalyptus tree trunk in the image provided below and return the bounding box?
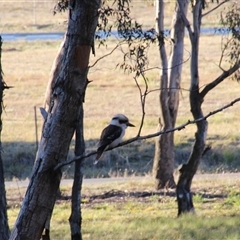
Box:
[153,0,189,189]
[176,0,208,215]
[69,107,85,240]
[0,36,10,240]
[9,1,101,239]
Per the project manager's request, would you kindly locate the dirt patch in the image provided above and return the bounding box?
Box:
[55,186,228,208]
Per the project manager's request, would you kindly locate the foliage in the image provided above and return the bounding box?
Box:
[53,0,69,15]
[96,0,160,75]
[219,2,240,80]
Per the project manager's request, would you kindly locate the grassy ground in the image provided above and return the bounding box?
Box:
[7,175,240,239]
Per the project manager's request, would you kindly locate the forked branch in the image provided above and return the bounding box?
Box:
[200,60,240,99]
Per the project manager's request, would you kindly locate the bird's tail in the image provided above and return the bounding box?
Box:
[94,146,106,165]
[93,152,102,165]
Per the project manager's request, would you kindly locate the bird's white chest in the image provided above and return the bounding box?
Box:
[109,128,125,148]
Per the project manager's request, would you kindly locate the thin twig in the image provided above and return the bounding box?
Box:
[143,48,190,73]
[202,0,230,18]
[146,87,190,95]
[219,36,232,71]
[89,41,125,68]
[54,97,240,171]
[133,75,145,137]
[136,71,148,137]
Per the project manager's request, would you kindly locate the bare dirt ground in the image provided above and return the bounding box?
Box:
[6,173,240,207]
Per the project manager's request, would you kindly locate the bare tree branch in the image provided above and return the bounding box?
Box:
[142,50,190,73]
[147,87,190,95]
[219,36,234,71]
[89,41,125,68]
[200,60,240,98]
[54,97,240,171]
[202,0,230,18]
[133,74,146,137]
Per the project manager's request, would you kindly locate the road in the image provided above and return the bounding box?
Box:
[5,172,240,189]
[5,176,148,189]
[1,28,225,42]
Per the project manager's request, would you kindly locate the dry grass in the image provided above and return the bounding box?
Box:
[0,0,234,33]
[2,35,240,179]
[0,1,68,33]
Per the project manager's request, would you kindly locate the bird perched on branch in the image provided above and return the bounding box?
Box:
[94,114,135,164]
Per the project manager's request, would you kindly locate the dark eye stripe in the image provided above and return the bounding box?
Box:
[119,119,128,124]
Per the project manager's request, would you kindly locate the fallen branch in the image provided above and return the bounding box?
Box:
[54,97,240,171]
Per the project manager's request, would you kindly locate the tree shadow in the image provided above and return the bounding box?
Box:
[3,135,240,180]
[57,188,228,205]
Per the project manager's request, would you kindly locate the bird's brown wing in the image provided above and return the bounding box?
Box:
[98,125,122,148]
[96,125,122,160]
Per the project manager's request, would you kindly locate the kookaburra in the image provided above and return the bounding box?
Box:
[95,114,135,164]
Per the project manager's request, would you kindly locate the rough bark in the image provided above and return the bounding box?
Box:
[153,0,188,189]
[69,107,85,240]
[176,0,208,215]
[0,36,10,240]
[9,1,101,239]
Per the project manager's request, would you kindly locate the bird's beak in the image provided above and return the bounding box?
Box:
[127,122,135,127]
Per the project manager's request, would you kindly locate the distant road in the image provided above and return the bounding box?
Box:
[1,32,65,41]
[5,176,148,189]
[1,28,225,42]
[5,172,240,189]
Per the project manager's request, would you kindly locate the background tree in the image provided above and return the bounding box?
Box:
[0,36,10,240]
[153,0,189,189]
[176,0,240,215]
[9,1,101,239]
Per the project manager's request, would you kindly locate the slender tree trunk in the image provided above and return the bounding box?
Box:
[9,1,101,239]
[176,0,208,215]
[153,0,189,189]
[69,107,85,240]
[0,36,10,240]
